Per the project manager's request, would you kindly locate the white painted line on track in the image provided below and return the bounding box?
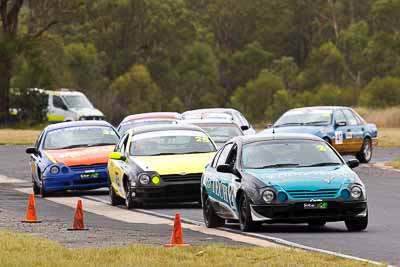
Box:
[12,187,391,266]
[15,187,279,248]
[0,175,27,184]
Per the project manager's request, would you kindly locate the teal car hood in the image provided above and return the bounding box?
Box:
[244,165,358,191]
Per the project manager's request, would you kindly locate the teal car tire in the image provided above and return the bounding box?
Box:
[203,193,225,228]
[239,193,261,232]
[345,211,368,231]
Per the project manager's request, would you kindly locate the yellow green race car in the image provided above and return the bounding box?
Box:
[108,124,217,208]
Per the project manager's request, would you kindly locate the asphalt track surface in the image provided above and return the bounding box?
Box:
[1,145,400,265]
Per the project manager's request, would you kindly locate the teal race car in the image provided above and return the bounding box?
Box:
[201,133,368,232]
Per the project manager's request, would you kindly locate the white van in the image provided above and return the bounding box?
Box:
[46,89,104,122]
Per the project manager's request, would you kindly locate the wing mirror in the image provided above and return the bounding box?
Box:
[346,159,359,169]
[241,125,249,131]
[25,147,38,154]
[336,121,347,127]
[216,164,233,173]
[109,152,126,161]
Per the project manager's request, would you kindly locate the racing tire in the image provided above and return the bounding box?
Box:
[32,180,40,195]
[307,220,326,227]
[110,184,124,206]
[202,194,225,228]
[125,185,135,209]
[356,138,372,163]
[239,193,261,232]
[345,211,368,232]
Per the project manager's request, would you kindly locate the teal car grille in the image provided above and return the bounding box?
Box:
[287,188,339,199]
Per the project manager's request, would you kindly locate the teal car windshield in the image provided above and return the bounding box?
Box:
[44,126,119,150]
[130,130,216,156]
[242,140,342,169]
[275,109,332,127]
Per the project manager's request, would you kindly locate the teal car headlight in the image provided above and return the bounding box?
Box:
[262,190,275,203]
[350,185,363,199]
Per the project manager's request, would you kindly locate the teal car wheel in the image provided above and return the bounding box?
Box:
[203,193,225,228]
[345,210,368,232]
[239,193,261,232]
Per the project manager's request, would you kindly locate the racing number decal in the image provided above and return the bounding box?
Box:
[335,131,343,145]
[195,136,209,143]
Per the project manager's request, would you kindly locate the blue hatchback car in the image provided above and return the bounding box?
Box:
[260,106,378,163]
[201,134,368,232]
[26,121,120,197]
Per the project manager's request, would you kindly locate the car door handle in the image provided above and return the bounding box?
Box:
[347,129,351,132]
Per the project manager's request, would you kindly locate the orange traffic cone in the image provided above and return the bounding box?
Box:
[67,200,88,231]
[21,193,41,223]
[165,213,190,247]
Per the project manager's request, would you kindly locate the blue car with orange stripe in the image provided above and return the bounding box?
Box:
[26,121,119,197]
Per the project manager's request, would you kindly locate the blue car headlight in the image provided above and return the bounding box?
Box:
[50,166,60,175]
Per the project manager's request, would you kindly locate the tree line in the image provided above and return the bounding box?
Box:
[1,0,400,125]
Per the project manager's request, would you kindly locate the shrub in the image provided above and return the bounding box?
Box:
[360,77,400,108]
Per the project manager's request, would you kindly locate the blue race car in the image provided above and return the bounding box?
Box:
[201,134,368,232]
[260,106,378,163]
[26,121,120,197]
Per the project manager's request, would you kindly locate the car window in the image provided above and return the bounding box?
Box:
[216,143,234,166]
[35,131,45,149]
[53,95,67,109]
[351,109,366,125]
[211,149,223,168]
[130,130,216,156]
[116,133,129,154]
[226,144,237,166]
[241,140,342,168]
[335,110,346,123]
[275,109,332,127]
[44,126,119,150]
[342,109,358,126]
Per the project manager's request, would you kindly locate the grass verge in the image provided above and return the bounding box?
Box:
[386,159,400,169]
[0,231,374,267]
[0,129,40,145]
[0,127,399,147]
[377,128,400,147]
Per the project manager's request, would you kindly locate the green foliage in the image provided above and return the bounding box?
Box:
[360,77,400,108]
[109,64,161,122]
[176,42,220,109]
[3,0,400,124]
[9,89,48,124]
[230,70,284,122]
